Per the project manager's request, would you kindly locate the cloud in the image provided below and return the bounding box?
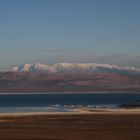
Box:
[33,48,78,53]
[32,49,140,67]
[97,53,140,67]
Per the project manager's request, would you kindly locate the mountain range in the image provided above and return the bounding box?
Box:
[0,63,139,93]
[11,63,140,75]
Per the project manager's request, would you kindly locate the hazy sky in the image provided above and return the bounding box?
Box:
[0,0,140,70]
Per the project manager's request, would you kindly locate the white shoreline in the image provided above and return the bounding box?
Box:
[0,108,140,117]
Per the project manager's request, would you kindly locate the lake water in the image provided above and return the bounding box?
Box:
[0,93,140,113]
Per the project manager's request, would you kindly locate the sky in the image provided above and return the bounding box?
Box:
[0,0,140,70]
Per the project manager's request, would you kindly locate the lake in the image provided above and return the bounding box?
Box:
[0,93,140,113]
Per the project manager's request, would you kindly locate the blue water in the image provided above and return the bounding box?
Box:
[0,93,139,113]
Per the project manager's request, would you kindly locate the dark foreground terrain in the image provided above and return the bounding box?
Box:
[0,113,140,140]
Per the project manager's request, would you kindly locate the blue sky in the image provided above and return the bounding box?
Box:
[0,0,140,70]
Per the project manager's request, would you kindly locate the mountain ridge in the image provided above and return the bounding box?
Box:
[0,62,139,93]
[11,63,140,75]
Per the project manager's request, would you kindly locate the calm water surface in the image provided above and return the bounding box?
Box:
[0,93,139,113]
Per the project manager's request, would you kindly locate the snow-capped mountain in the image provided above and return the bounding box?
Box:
[2,63,140,93]
[11,63,140,74]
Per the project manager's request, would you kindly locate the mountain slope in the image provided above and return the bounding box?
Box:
[3,62,139,93]
[11,63,140,75]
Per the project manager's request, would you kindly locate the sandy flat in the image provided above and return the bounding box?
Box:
[0,109,139,140]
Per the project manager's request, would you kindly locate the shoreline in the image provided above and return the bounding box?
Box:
[0,108,140,117]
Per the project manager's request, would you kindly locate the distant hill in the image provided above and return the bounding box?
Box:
[0,63,139,93]
[11,63,140,75]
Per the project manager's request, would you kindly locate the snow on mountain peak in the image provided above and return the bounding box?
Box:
[11,63,140,74]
